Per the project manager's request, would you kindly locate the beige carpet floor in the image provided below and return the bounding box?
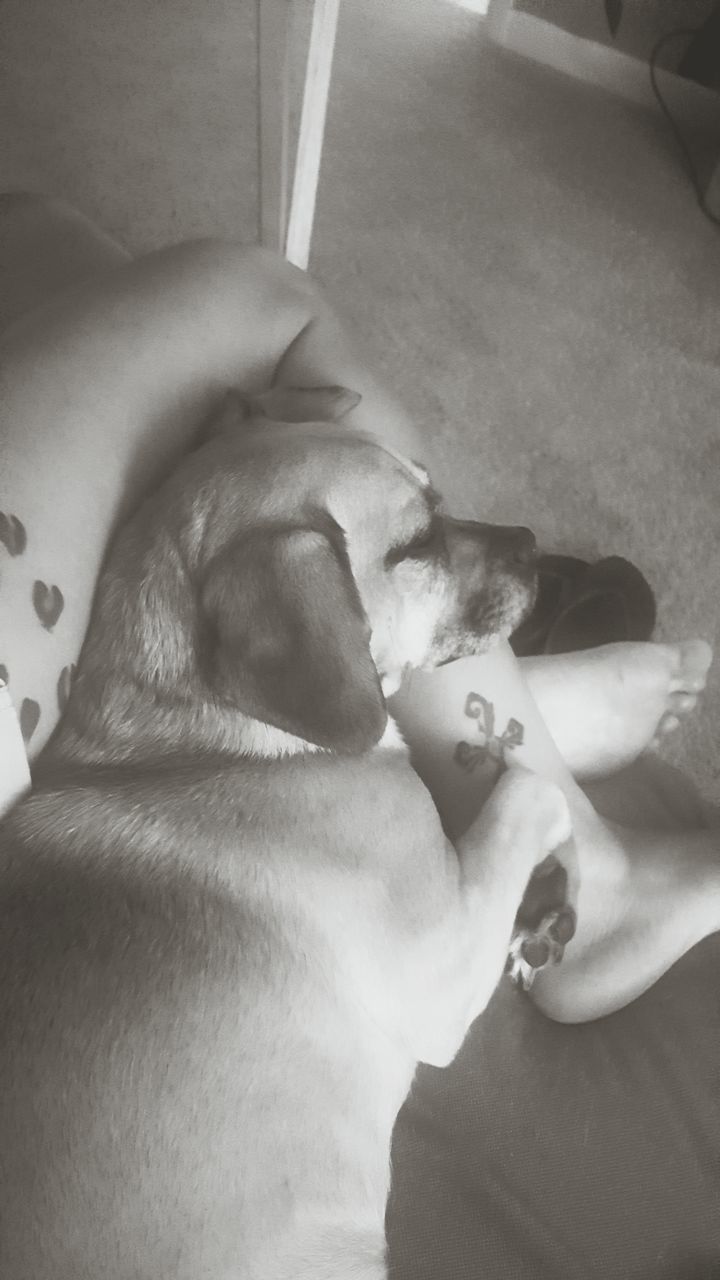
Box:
[1,0,719,795]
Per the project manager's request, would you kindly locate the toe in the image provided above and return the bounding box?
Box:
[669,639,713,694]
[667,691,697,715]
[655,712,681,739]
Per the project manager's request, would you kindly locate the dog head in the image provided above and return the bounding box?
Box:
[187,386,536,755]
[68,385,536,763]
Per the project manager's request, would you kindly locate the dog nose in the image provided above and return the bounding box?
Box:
[444,519,537,570]
[511,526,537,565]
[496,526,537,565]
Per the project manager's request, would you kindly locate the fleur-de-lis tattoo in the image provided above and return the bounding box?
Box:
[454,691,524,775]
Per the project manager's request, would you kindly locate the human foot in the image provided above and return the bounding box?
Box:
[526,800,720,1023]
[520,640,713,781]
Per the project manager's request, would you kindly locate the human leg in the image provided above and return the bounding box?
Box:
[392,634,719,1020]
[518,644,720,1022]
[0,198,421,761]
[0,192,129,333]
[514,641,720,1019]
[520,639,713,780]
[527,806,720,1022]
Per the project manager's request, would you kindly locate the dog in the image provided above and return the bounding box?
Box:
[0,385,573,1279]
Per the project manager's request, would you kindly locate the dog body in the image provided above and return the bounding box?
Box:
[0,390,569,1278]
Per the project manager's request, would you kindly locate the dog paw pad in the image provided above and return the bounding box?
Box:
[506,905,577,991]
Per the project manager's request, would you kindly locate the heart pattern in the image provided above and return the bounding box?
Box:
[57,663,77,714]
[20,698,40,743]
[0,512,27,557]
[33,580,65,632]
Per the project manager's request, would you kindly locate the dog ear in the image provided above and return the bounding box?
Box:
[195,385,361,447]
[194,384,358,450]
[199,517,387,753]
[194,390,252,447]
[250,385,362,424]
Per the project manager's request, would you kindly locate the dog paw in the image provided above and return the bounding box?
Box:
[508,851,577,990]
[492,769,573,855]
[506,904,577,991]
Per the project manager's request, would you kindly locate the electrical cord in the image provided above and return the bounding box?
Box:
[648,26,720,229]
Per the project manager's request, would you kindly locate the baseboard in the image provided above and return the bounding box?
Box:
[485,1,720,132]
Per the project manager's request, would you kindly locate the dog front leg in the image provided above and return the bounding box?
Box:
[413,769,573,1067]
[454,768,573,1021]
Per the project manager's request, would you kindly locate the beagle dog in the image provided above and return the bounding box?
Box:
[0,387,572,1280]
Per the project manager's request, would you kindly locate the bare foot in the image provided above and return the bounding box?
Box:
[527,796,720,1023]
[520,640,713,781]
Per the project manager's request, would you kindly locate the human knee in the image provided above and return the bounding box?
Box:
[169,237,319,306]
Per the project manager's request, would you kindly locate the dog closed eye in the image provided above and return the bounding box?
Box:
[385,516,446,567]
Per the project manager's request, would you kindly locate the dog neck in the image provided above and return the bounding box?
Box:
[53,666,407,767]
[235,714,406,759]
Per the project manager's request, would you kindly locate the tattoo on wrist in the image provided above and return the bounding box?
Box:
[454,692,524,775]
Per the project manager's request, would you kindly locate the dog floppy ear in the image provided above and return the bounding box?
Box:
[249,385,361,424]
[196,385,361,446]
[194,390,252,447]
[199,516,387,753]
